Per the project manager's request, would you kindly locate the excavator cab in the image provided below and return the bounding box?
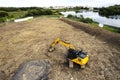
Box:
[48,38,89,68]
[67,49,87,59]
[67,49,88,68]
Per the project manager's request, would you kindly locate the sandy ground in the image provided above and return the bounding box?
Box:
[0,17,120,80]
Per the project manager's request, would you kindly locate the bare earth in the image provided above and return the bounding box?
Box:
[0,17,120,80]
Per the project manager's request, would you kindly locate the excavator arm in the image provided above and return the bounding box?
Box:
[48,38,75,52]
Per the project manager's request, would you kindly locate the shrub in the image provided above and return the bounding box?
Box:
[25,9,53,17]
[0,18,5,23]
[43,9,53,15]
[0,11,8,17]
[67,14,74,18]
[26,9,40,16]
[80,18,93,23]
[67,14,93,23]
[75,10,79,13]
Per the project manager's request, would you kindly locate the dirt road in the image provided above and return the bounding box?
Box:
[0,17,120,80]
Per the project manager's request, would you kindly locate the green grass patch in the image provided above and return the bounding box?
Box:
[88,21,120,33]
[89,22,120,33]
[89,22,99,27]
[8,11,27,19]
[103,25,120,33]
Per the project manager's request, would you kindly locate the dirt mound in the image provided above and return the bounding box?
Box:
[13,60,51,80]
[60,18,120,49]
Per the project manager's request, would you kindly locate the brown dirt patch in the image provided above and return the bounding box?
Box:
[0,17,120,80]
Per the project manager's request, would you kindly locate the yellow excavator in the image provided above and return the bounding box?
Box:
[48,38,89,68]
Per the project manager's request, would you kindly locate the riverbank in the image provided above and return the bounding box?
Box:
[66,15,120,33]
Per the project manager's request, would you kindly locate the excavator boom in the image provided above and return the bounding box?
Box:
[48,38,75,52]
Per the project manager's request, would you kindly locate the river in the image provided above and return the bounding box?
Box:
[61,11,120,28]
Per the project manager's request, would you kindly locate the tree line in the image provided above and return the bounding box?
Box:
[99,5,120,17]
[0,7,56,23]
[0,7,53,17]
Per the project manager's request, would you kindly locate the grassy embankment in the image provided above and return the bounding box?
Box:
[67,14,120,33]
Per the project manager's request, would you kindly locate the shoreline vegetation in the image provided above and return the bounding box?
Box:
[66,14,120,33]
[99,5,120,17]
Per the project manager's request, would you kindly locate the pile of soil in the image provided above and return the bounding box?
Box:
[13,60,51,80]
[0,17,120,80]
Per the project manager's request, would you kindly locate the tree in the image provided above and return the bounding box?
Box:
[67,14,74,18]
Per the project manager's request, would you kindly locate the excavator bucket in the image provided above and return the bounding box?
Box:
[48,47,55,52]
